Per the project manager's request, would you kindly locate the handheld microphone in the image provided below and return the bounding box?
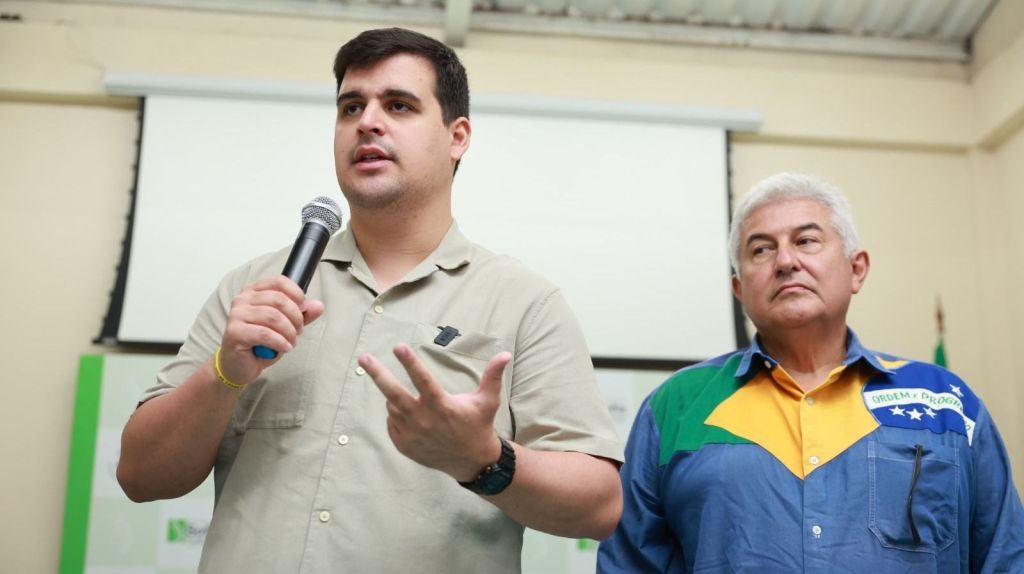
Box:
[253,196,343,359]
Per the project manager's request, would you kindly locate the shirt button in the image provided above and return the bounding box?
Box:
[806,396,815,406]
[809,455,820,465]
[337,434,350,446]
[373,305,384,314]
[763,360,771,369]
[355,366,366,376]
[811,525,822,537]
[318,510,331,523]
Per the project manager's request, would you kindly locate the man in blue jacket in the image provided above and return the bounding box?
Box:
[598,172,1024,573]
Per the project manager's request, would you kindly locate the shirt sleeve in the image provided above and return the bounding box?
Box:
[598,396,683,572]
[506,287,623,462]
[968,403,1024,573]
[137,260,255,405]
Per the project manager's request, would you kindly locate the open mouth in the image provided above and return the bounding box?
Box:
[353,145,392,165]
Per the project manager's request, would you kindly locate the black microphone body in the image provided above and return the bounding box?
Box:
[281,221,332,292]
[253,196,342,360]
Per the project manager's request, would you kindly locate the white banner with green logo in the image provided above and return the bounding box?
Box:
[60,354,214,574]
[60,354,666,573]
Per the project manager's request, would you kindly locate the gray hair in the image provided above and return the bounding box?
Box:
[728,173,860,273]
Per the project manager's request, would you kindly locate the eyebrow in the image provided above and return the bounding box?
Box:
[794,222,824,234]
[744,222,824,247]
[336,88,423,106]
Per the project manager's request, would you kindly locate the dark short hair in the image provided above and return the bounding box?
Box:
[333,27,470,126]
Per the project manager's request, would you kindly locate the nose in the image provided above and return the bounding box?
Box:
[357,101,384,136]
[774,242,801,275]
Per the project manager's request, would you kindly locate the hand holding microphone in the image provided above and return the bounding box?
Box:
[251,196,343,359]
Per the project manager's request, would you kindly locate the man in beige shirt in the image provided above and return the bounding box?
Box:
[117,27,623,573]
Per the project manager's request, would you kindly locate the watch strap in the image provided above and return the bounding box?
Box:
[458,436,516,495]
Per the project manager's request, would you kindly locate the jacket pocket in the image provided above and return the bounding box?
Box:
[868,440,958,553]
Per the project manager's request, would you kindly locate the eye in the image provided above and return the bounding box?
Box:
[796,236,823,250]
[340,103,363,116]
[389,101,413,113]
[750,244,773,259]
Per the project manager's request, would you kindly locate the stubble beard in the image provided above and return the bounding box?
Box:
[342,175,433,215]
[344,182,404,210]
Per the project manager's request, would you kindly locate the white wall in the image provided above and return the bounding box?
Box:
[1,1,1023,570]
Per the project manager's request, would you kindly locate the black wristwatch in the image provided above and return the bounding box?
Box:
[459,436,516,496]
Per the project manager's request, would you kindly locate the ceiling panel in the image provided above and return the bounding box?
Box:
[69,0,1000,60]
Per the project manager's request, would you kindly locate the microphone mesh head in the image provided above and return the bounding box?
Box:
[302,196,343,234]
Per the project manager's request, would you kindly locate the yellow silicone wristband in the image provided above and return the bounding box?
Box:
[214,347,245,390]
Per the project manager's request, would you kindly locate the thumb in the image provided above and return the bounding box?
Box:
[478,351,512,399]
[302,299,325,325]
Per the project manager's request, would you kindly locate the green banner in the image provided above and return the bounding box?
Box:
[60,355,104,574]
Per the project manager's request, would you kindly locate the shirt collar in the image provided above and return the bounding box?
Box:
[734,327,893,380]
[426,221,475,270]
[321,220,474,270]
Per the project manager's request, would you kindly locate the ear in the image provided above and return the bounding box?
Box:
[850,250,870,294]
[731,274,742,299]
[449,116,471,162]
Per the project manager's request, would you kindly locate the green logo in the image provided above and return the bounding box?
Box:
[576,538,598,551]
[167,518,189,543]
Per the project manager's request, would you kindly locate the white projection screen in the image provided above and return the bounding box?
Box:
[102,80,759,363]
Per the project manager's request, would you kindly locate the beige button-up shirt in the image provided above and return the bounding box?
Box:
[142,223,623,573]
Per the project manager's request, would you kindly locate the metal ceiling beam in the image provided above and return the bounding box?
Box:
[938,0,992,40]
[471,12,970,61]
[742,0,780,28]
[781,0,822,29]
[63,0,986,61]
[819,0,865,30]
[444,0,473,46]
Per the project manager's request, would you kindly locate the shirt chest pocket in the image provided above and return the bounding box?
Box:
[868,440,959,553]
[411,323,504,393]
[230,321,327,432]
[410,323,512,435]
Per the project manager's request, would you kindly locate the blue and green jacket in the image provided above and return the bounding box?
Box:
[598,330,1024,573]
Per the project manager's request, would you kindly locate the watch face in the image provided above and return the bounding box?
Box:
[477,467,514,495]
[461,436,516,495]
